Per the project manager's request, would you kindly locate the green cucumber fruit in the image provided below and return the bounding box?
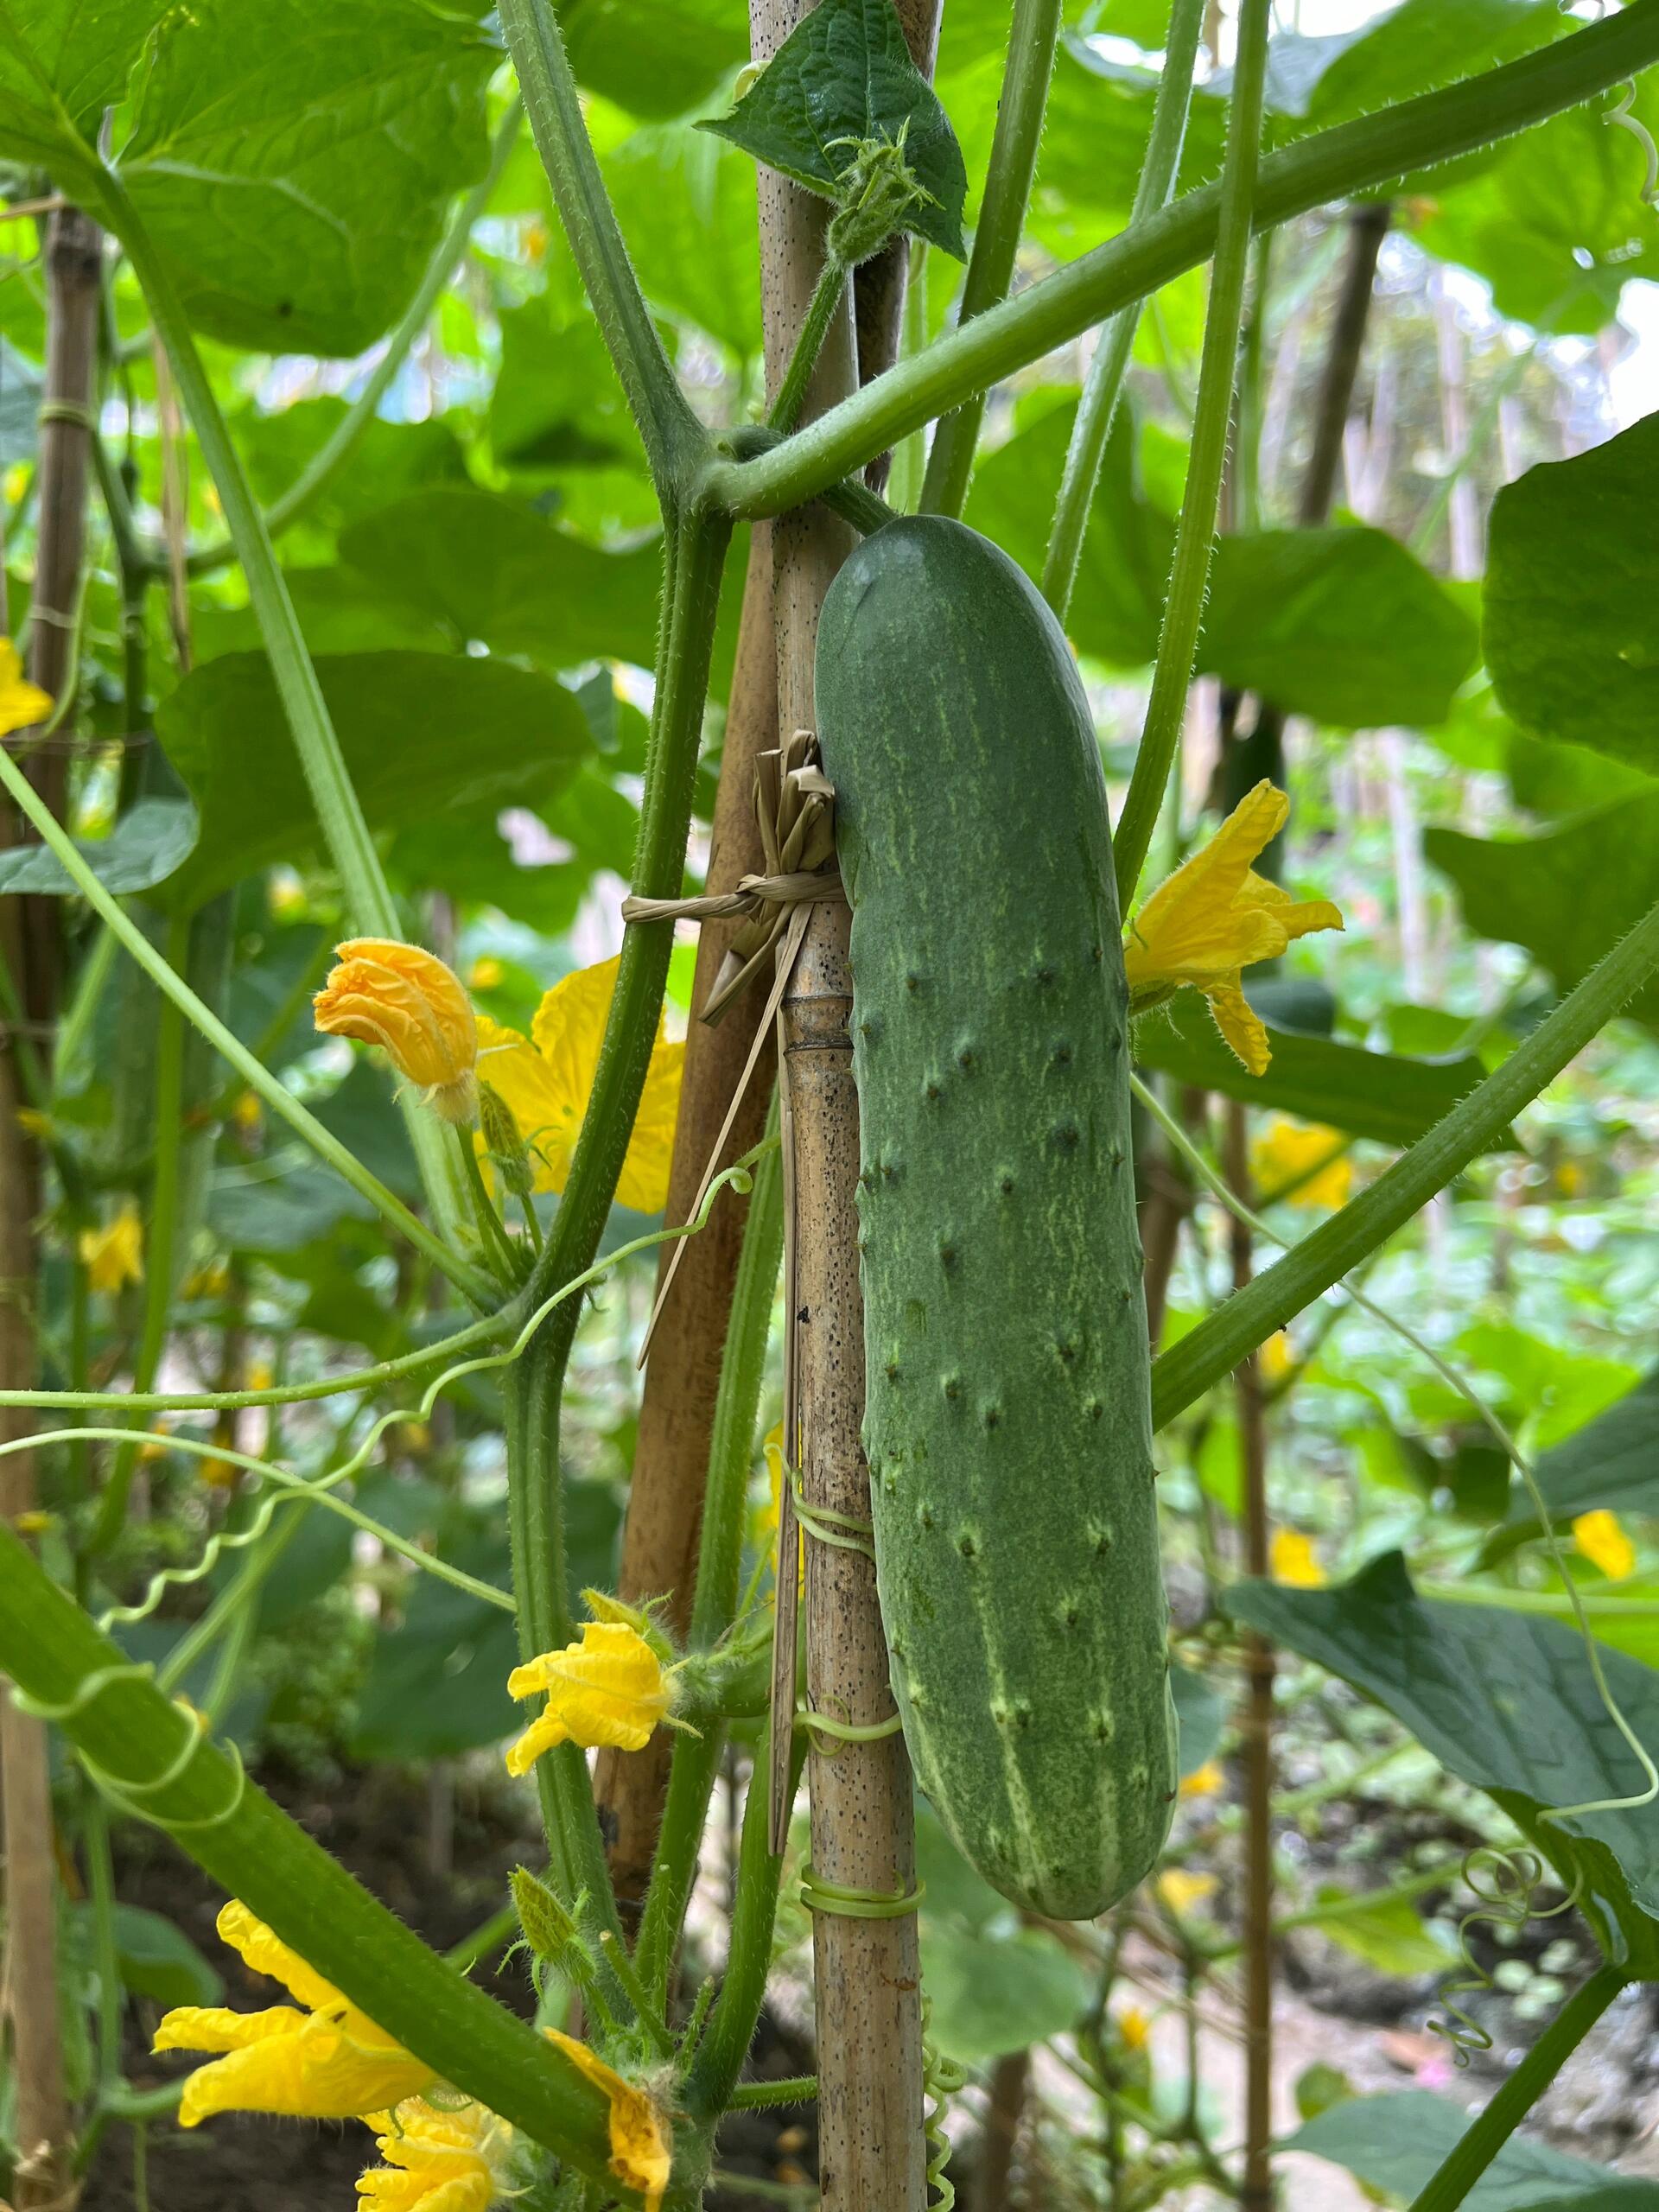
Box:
[815,515,1175,1920]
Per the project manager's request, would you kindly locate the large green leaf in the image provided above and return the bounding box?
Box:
[1297,1886,1458,1978]
[237,401,468,535]
[1135,1000,1503,1151]
[490,300,648,473]
[563,0,749,121]
[1425,797,1659,1028]
[154,650,591,909]
[0,0,160,175]
[1485,1368,1659,1561]
[0,798,197,898]
[918,1925,1090,2064]
[117,0,495,354]
[1227,1553,1659,1972]
[1485,417,1659,770]
[701,0,968,257]
[1290,2088,1659,2210]
[601,118,761,357]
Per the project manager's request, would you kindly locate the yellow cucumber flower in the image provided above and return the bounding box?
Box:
[476,957,683,1213]
[1269,1529,1326,1588]
[79,1201,144,1295]
[1574,1509,1635,1583]
[1124,782,1344,1077]
[314,939,479,1125]
[1116,2005,1152,2053]
[358,2096,513,2212]
[153,1901,436,2126]
[1155,1867,1217,1916]
[505,1620,677,1777]
[545,2031,671,2211]
[1249,1115,1351,1210]
[0,637,52,734]
[1178,1760,1224,1801]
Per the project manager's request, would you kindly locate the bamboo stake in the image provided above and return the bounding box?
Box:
[754,3,925,2198]
[0,200,101,2212]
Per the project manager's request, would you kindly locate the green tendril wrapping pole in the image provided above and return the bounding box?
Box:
[1112,0,1273,912]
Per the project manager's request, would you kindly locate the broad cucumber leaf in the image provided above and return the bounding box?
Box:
[701,0,968,257]
[1171,1660,1227,1777]
[0,0,160,176]
[1425,796,1659,1029]
[0,339,42,466]
[1227,1553,1659,1974]
[1290,2088,1659,2210]
[1297,1886,1457,1978]
[208,1165,376,1251]
[0,797,196,898]
[106,1904,224,2011]
[1485,1367,1659,1561]
[1486,417,1659,770]
[117,0,496,354]
[563,0,749,121]
[490,300,648,473]
[1134,1002,1503,1152]
[601,118,761,358]
[918,1925,1090,2064]
[154,650,592,910]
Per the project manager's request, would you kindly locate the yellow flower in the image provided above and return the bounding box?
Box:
[476,957,683,1213]
[0,638,52,735]
[758,1421,804,1599]
[467,955,505,991]
[545,2031,671,2211]
[1270,1529,1326,1588]
[202,1459,238,1492]
[1249,1116,1351,1210]
[15,1509,54,1535]
[183,1258,232,1300]
[314,939,479,1125]
[1116,2005,1152,2052]
[232,1089,264,1133]
[1155,1868,1217,1915]
[154,1902,435,2126]
[1574,1510,1635,1583]
[358,2096,513,2212]
[1124,783,1344,1077]
[505,1621,677,1777]
[16,1106,51,1139]
[1179,1760,1224,1801]
[1259,1330,1294,1383]
[80,1202,144,1295]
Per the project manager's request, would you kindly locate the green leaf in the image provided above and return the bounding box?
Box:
[193,569,452,664]
[563,0,749,121]
[1485,416,1659,770]
[1425,795,1659,1029]
[1171,1660,1226,1778]
[0,0,160,175]
[1298,1885,1458,1977]
[1290,2088,1659,2210]
[701,0,968,257]
[108,1903,224,2010]
[208,1166,376,1251]
[1134,1001,1503,1151]
[0,798,197,898]
[1226,1553,1659,1971]
[918,1925,1090,2064]
[311,1062,422,1205]
[154,650,592,909]
[1487,1367,1659,1558]
[490,299,649,473]
[0,338,42,466]
[117,0,496,354]
[237,401,469,534]
[601,116,761,357]
[1202,528,1478,728]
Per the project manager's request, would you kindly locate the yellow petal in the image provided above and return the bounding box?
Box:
[315,940,477,1122]
[1574,1510,1635,1583]
[1269,1529,1326,1588]
[1204,981,1272,1078]
[0,637,53,736]
[154,2003,308,2057]
[358,2098,506,2212]
[1155,1868,1217,1914]
[216,1900,343,2015]
[476,1016,575,1193]
[169,2013,435,2127]
[1117,2005,1152,2051]
[529,958,684,1213]
[545,2031,671,2211]
[1178,1761,1224,1801]
[505,1622,671,1770]
[1250,1116,1352,1210]
[79,1201,145,1295]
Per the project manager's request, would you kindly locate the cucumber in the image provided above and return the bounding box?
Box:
[815,516,1175,1919]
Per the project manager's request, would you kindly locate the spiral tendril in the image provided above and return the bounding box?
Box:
[921,1998,964,2209]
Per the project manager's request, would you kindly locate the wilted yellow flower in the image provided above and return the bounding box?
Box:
[1270,1529,1326,1588]
[80,1202,144,1295]
[1125,783,1344,1077]
[1155,1868,1217,1915]
[358,2095,512,2212]
[477,957,683,1212]
[1574,1510,1635,1583]
[1250,1116,1351,1210]
[314,939,478,1125]
[1116,2005,1152,2052]
[0,638,52,735]
[505,1620,677,1777]
[467,955,505,991]
[154,1901,435,2126]
[545,2031,671,2211]
[1179,1760,1224,1801]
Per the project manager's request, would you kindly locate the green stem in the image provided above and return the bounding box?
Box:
[1042,0,1206,618]
[703,3,1659,518]
[496,0,704,493]
[770,257,849,435]
[88,912,188,1555]
[920,0,1064,518]
[183,101,524,580]
[1149,894,1659,1429]
[0,738,492,1305]
[635,1117,784,2000]
[726,2076,817,2111]
[84,1789,124,2088]
[0,1522,628,2190]
[1407,1966,1627,2212]
[88,164,468,1251]
[457,1123,522,1284]
[1112,0,1272,910]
